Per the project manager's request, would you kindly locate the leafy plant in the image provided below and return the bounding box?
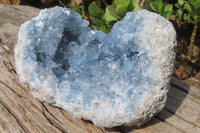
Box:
[88,1,109,32]
[69,0,85,18]
[183,0,200,61]
[88,1,105,23]
[175,0,185,20]
[111,0,137,18]
[150,0,173,19]
[72,5,85,18]
[184,0,200,23]
[70,0,137,33]
[88,0,137,33]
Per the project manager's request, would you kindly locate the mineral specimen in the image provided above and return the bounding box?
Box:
[14,7,176,127]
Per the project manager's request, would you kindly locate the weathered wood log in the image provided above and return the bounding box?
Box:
[0,5,200,133]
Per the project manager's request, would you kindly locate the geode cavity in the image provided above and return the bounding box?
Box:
[14,7,176,127]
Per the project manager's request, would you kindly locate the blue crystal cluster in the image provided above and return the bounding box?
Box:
[51,9,152,111]
[15,7,176,127]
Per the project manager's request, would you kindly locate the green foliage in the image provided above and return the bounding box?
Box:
[88,1,104,20]
[71,5,85,18]
[112,0,137,17]
[184,0,200,23]
[102,0,137,32]
[173,0,200,62]
[150,0,173,18]
[103,6,120,23]
[175,0,185,20]
[71,0,137,33]
[88,1,109,32]
[184,13,193,22]
[69,0,85,18]
[174,0,200,23]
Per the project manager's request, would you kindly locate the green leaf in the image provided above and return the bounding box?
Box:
[175,0,185,20]
[115,5,127,17]
[119,0,132,9]
[88,1,104,19]
[184,0,200,22]
[178,0,184,6]
[184,3,192,13]
[191,0,200,6]
[113,0,119,8]
[184,14,193,22]
[118,0,124,5]
[92,24,108,33]
[132,0,138,12]
[150,0,163,13]
[164,4,173,13]
[80,6,85,18]
[113,0,137,12]
[162,4,173,18]
[175,3,180,8]
[72,6,85,18]
[176,8,183,19]
[103,6,120,22]
[72,6,81,14]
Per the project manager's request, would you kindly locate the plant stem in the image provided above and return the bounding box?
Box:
[187,21,198,60]
[139,0,146,8]
[58,0,66,7]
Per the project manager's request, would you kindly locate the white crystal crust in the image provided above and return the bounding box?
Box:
[14,7,176,127]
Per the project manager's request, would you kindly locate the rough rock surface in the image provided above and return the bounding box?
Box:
[14,7,176,127]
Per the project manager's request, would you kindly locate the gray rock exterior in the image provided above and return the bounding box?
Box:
[15,7,176,127]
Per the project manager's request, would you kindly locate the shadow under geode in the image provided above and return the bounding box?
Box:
[103,79,189,132]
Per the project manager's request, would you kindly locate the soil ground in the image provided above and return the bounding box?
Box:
[172,20,200,89]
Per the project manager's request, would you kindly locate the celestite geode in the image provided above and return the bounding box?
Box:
[14,7,176,127]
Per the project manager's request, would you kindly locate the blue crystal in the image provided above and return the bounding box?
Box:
[15,6,177,127]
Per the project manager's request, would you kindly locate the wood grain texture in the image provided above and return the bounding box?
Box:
[0,5,200,133]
